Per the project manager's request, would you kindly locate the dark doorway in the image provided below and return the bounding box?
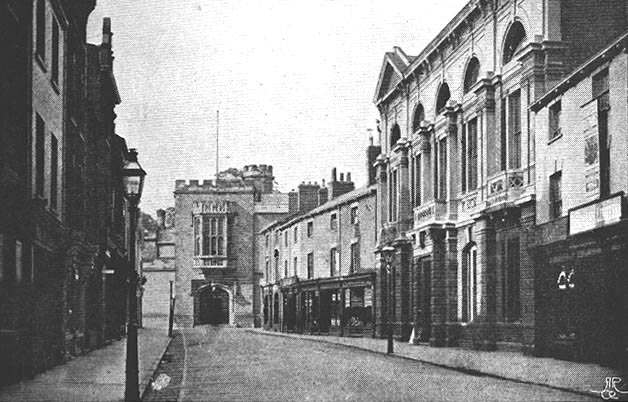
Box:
[199,287,229,325]
[417,258,432,342]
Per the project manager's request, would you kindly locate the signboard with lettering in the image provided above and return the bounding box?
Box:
[569,194,624,235]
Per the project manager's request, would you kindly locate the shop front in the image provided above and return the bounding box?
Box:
[532,194,628,366]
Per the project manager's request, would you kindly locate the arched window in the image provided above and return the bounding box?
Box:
[461,243,478,322]
[502,21,526,65]
[436,83,451,115]
[463,57,480,93]
[412,103,425,132]
[390,123,401,148]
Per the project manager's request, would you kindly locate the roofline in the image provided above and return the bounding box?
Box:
[259,185,377,234]
[530,30,628,111]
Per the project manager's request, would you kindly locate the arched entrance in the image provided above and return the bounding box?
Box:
[198,286,230,325]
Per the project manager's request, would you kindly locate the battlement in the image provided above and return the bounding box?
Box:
[174,179,253,193]
[175,163,276,194]
[242,164,274,178]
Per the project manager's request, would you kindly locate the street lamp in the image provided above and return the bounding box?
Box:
[122,149,146,402]
[381,245,395,354]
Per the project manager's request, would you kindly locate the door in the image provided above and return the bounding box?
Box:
[199,287,229,325]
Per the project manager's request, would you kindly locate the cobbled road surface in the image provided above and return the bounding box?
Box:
[143,326,595,402]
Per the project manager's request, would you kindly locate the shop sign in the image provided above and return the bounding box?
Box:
[569,194,624,235]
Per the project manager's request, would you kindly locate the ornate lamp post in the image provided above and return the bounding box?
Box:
[122,149,146,402]
[381,245,395,354]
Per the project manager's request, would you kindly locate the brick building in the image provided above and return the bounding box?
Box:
[530,31,628,365]
[372,0,627,354]
[259,139,381,336]
[174,165,291,327]
[0,1,137,385]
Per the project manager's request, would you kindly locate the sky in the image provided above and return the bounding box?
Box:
[86,0,468,217]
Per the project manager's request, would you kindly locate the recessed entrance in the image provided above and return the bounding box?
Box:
[198,287,230,325]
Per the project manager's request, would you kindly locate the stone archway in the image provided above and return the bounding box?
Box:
[197,285,231,325]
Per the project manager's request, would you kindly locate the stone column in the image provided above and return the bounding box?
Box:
[398,143,411,232]
[445,226,459,346]
[393,238,413,341]
[374,155,388,231]
[444,104,459,219]
[475,214,497,350]
[418,125,434,204]
[428,227,447,346]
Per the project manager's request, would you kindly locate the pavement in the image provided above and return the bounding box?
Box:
[245,328,626,398]
[0,316,171,402]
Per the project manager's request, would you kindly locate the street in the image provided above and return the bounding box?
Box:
[143,327,595,402]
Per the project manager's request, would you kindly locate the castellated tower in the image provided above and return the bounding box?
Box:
[242,164,274,194]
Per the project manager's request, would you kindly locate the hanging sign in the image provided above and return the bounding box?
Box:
[569,193,624,235]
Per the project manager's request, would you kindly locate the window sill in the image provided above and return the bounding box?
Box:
[35,53,47,73]
[547,132,562,145]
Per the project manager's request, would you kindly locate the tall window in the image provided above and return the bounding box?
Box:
[307,221,313,237]
[293,257,298,276]
[502,238,521,322]
[35,114,45,196]
[265,260,269,281]
[329,248,337,276]
[284,260,288,278]
[412,103,425,132]
[50,134,58,210]
[307,252,314,279]
[294,226,298,243]
[461,244,477,322]
[414,154,421,206]
[350,206,358,224]
[502,21,526,65]
[436,138,447,199]
[508,90,521,169]
[51,18,59,85]
[390,124,401,148]
[463,57,480,93]
[36,0,45,60]
[330,213,337,230]
[436,83,451,114]
[193,215,227,257]
[549,171,562,219]
[350,242,360,274]
[284,231,288,247]
[389,169,398,221]
[461,118,478,193]
[593,69,610,197]
[549,100,562,140]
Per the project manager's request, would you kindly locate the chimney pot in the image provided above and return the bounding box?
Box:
[331,168,337,182]
[340,173,344,181]
[347,172,352,182]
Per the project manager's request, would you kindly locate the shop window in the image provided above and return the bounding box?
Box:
[549,171,562,219]
[36,0,45,61]
[193,215,227,257]
[330,213,337,230]
[329,248,337,276]
[350,242,360,274]
[549,100,562,140]
[307,252,314,279]
[461,244,478,322]
[501,238,521,322]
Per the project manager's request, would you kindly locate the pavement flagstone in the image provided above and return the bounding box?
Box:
[0,316,171,402]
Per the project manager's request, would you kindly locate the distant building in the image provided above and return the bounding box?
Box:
[174,165,292,327]
[141,208,176,319]
[530,31,628,364]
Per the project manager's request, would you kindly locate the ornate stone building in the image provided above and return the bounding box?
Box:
[174,165,292,327]
[372,0,627,354]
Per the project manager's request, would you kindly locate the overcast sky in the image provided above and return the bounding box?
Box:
[87,0,467,217]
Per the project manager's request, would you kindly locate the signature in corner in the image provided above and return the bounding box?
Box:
[591,377,628,401]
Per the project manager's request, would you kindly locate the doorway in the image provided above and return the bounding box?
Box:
[199,287,230,325]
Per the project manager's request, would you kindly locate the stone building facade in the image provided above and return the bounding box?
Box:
[259,165,379,337]
[0,1,136,385]
[530,31,628,365]
[174,165,291,327]
[372,0,627,354]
